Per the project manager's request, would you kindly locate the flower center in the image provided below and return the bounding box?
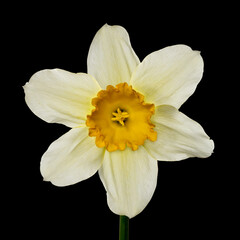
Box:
[86,82,157,152]
[112,108,129,126]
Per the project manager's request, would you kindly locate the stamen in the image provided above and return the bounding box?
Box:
[112,108,129,126]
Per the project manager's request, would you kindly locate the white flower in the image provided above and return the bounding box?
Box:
[24,24,214,218]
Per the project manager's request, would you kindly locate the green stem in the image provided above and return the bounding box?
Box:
[119,215,129,240]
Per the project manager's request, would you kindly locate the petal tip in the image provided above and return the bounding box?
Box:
[42,177,48,182]
[209,139,215,155]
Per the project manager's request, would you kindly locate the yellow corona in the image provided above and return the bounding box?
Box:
[86,82,157,152]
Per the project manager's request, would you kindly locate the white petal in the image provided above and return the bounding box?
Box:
[40,127,104,186]
[24,69,101,127]
[99,147,158,218]
[145,105,214,161]
[130,45,203,109]
[87,24,140,89]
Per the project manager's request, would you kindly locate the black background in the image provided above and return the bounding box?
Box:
[5,2,233,239]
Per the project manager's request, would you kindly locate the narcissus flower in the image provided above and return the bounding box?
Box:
[24,24,214,218]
